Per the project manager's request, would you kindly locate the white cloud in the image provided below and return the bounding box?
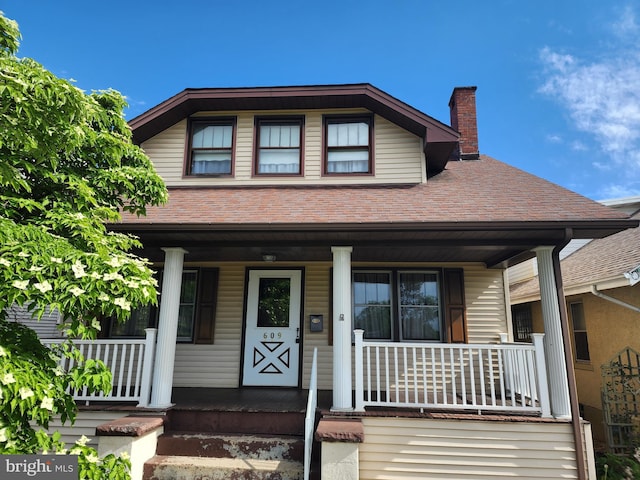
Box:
[539,49,640,155]
[599,182,640,200]
[570,140,587,152]
[538,5,640,196]
[611,5,639,40]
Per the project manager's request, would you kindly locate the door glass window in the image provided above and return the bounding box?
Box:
[257,278,291,327]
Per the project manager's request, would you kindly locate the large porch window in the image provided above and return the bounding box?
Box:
[108,268,218,344]
[353,270,442,341]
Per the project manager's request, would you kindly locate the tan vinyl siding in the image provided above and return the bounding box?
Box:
[173,263,245,387]
[234,114,254,179]
[508,259,538,285]
[140,120,187,184]
[359,417,578,479]
[301,263,333,390]
[464,265,508,343]
[374,116,425,182]
[142,110,425,187]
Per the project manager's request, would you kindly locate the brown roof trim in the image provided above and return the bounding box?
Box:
[128,84,459,173]
[112,219,638,238]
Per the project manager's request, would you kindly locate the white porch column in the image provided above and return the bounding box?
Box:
[331,246,353,411]
[534,246,571,418]
[149,247,187,409]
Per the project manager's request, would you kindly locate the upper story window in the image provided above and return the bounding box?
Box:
[187,118,235,176]
[255,117,303,175]
[324,115,373,174]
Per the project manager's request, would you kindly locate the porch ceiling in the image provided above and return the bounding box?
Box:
[121,225,572,268]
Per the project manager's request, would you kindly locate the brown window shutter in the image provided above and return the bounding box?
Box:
[194,268,219,344]
[443,268,467,343]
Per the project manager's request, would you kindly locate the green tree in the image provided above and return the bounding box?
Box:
[0,11,167,478]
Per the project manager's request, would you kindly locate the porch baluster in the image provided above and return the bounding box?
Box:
[459,347,467,406]
[449,347,457,406]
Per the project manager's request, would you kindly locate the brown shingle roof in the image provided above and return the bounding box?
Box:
[120,156,629,228]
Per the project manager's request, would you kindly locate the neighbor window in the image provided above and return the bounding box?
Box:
[511,304,533,342]
[108,268,218,344]
[255,117,303,175]
[324,116,372,174]
[353,270,441,341]
[570,301,590,362]
[187,118,235,175]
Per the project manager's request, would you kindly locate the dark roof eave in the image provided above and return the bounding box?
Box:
[111,219,639,239]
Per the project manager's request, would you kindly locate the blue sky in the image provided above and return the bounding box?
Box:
[4,1,640,201]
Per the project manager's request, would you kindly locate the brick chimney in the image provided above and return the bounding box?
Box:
[449,86,479,160]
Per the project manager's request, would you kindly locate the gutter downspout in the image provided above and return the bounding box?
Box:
[590,285,640,313]
[552,229,588,480]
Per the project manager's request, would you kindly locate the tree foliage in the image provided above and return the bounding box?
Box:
[0,10,167,477]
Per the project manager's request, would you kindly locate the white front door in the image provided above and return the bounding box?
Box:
[242,269,302,387]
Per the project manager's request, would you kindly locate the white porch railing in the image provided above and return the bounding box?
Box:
[43,328,156,407]
[304,348,318,480]
[354,330,551,417]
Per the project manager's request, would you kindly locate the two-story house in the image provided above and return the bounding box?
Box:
[43,84,638,479]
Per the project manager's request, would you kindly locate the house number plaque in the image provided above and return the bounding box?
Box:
[263,332,282,339]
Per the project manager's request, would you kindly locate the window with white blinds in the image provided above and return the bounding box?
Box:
[325,116,372,174]
[188,119,235,175]
[256,118,303,174]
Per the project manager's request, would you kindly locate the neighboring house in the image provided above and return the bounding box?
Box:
[510,197,640,454]
[30,84,638,479]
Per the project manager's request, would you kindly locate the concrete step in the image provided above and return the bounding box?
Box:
[155,432,304,461]
[143,455,303,480]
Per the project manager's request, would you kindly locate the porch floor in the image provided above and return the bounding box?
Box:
[81,387,558,423]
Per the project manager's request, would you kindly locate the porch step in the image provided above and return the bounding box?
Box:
[155,432,304,460]
[143,408,313,480]
[143,455,302,480]
[167,409,305,436]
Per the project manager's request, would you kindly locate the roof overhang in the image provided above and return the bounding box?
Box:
[110,220,636,267]
[128,84,459,175]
